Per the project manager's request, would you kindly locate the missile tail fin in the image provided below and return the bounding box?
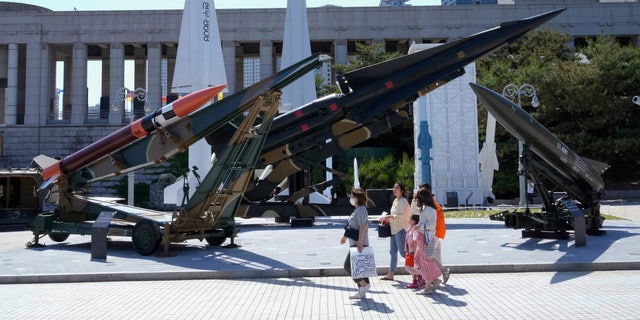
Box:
[582,157,611,175]
[32,154,59,170]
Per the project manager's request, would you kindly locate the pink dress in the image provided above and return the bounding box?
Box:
[414,232,442,281]
[404,224,420,275]
[412,204,442,282]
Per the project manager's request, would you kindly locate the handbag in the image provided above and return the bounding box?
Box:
[350,247,378,279]
[377,223,392,238]
[421,257,442,281]
[343,226,359,241]
[424,237,436,258]
[423,227,436,258]
[405,253,415,268]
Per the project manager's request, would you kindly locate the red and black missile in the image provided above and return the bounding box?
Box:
[41,84,226,182]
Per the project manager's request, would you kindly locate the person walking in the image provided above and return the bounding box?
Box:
[404,214,424,289]
[420,183,450,283]
[379,182,411,281]
[412,188,443,295]
[340,187,371,299]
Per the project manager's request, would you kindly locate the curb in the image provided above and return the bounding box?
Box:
[3,261,639,284]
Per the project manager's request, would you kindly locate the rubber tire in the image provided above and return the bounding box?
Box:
[205,236,227,246]
[132,220,161,256]
[49,232,70,242]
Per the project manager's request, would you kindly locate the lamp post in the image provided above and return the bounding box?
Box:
[502,83,539,207]
[112,87,150,206]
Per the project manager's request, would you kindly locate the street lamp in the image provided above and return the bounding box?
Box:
[502,83,539,207]
[112,87,150,206]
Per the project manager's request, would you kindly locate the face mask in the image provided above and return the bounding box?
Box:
[350,197,357,207]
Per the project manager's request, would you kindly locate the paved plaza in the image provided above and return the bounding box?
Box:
[0,200,639,319]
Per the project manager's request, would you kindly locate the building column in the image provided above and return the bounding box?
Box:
[70,42,88,124]
[222,40,236,93]
[63,56,72,120]
[109,42,124,125]
[259,39,273,80]
[334,39,347,65]
[101,46,110,119]
[0,45,7,125]
[24,41,48,125]
[165,46,177,103]
[133,46,146,119]
[6,43,18,125]
[147,42,162,111]
[47,48,56,121]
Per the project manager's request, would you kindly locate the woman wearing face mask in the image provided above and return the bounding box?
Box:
[340,187,371,299]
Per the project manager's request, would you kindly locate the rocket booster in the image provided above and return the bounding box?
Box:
[41,84,226,182]
[469,83,609,194]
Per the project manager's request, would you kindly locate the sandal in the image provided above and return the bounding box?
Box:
[380,275,394,281]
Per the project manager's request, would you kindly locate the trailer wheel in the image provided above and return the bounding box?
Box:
[205,236,226,246]
[132,220,161,256]
[49,232,70,242]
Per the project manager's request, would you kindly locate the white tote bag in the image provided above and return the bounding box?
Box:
[350,247,378,279]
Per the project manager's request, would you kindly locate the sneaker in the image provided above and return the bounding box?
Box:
[405,281,419,289]
[417,283,435,295]
[443,268,450,284]
[418,279,441,295]
[358,284,370,298]
[349,288,361,299]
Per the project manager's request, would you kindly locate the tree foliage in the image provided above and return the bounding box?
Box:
[478,29,640,196]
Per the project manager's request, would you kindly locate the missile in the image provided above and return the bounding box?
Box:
[260,9,565,160]
[242,9,565,201]
[468,83,609,196]
[40,84,226,182]
[59,54,330,184]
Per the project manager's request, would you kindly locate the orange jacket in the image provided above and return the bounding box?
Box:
[434,199,446,239]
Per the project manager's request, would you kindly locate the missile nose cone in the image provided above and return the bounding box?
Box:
[469,83,509,110]
[172,84,227,117]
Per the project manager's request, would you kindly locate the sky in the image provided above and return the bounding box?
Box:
[15,0,441,11]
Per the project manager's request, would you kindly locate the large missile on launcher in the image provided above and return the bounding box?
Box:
[469,83,609,203]
[36,85,226,187]
[469,83,610,241]
[240,9,566,206]
[27,54,329,256]
[48,54,330,188]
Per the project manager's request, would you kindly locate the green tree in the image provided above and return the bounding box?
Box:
[478,29,640,197]
[333,42,403,74]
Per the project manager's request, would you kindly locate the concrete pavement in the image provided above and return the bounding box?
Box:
[0,202,639,319]
[2,270,639,320]
[0,201,639,284]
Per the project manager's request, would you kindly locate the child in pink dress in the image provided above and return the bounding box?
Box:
[404,214,423,288]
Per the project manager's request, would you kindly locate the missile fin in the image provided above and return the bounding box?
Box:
[582,157,611,174]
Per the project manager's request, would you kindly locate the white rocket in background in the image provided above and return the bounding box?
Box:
[279,0,331,203]
[280,0,316,113]
[478,112,499,204]
[165,0,228,205]
[353,158,360,189]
